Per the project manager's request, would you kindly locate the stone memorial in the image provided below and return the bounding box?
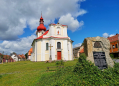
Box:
[84,36,114,69]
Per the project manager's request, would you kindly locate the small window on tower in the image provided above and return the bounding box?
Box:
[42,32,43,34]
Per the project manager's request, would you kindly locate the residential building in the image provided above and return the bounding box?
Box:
[107,33,119,57]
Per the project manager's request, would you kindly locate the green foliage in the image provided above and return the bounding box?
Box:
[38,53,119,86]
[0,60,77,86]
[75,57,78,58]
[110,54,114,58]
[0,75,2,79]
[55,60,64,66]
[25,53,28,59]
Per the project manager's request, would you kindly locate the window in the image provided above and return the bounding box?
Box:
[113,45,115,49]
[46,43,49,50]
[42,32,43,34]
[57,42,61,49]
[116,44,118,48]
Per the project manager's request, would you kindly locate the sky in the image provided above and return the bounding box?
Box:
[0,0,119,55]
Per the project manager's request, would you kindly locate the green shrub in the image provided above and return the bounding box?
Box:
[0,75,2,79]
[38,53,119,86]
[75,57,78,58]
[55,60,64,66]
[110,54,114,58]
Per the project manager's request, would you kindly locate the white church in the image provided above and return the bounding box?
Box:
[30,15,73,61]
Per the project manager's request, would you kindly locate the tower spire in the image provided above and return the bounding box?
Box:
[57,18,59,24]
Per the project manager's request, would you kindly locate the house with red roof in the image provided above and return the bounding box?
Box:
[107,33,119,57]
[2,55,14,63]
[18,54,26,61]
[10,52,21,62]
[30,14,73,61]
[73,45,84,58]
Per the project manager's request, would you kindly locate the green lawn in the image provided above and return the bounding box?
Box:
[0,60,77,86]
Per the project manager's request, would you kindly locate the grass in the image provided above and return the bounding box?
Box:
[0,60,77,86]
[38,54,119,86]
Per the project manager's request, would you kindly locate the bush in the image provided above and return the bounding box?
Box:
[110,54,114,58]
[55,60,64,66]
[38,53,119,86]
[0,75,2,79]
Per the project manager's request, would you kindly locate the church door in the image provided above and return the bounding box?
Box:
[57,51,61,60]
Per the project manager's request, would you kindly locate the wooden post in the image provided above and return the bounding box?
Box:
[2,59,3,64]
[47,67,49,72]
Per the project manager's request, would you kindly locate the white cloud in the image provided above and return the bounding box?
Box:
[73,43,82,48]
[0,35,37,55]
[0,0,86,40]
[109,34,115,37]
[103,33,109,38]
[59,13,84,32]
[0,0,87,54]
[103,33,115,38]
[75,9,87,17]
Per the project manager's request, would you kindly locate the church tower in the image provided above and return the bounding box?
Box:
[36,15,46,37]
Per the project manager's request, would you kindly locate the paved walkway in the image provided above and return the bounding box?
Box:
[113,59,119,63]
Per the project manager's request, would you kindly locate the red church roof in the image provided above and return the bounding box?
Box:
[37,16,46,32]
[36,30,49,39]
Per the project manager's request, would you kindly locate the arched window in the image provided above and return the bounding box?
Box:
[46,43,49,50]
[57,42,61,49]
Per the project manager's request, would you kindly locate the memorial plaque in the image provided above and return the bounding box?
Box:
[94,41,102,48]
[93,52,107,70]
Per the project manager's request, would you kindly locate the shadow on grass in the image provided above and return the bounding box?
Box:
[0,75,2,79]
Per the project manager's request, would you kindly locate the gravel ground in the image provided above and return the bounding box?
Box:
[113,59,119,63]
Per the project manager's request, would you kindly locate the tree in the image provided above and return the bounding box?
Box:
[25,53,28,59]
[0,51,4,58]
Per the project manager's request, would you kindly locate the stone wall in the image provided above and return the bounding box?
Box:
[84,36,114,68]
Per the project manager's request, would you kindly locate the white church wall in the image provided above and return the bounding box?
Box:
[45,40,50,61]
[31,43,35,61]
[50,39,55,60]
[35,41,37,62]
[41,39,45,61]
[68,41,73,60]
[64,27,68,37]
[37,40,41,61]
[38,30,45,37]
[71,44,74,60]
[49,26,54,36]
[63,40,68,60]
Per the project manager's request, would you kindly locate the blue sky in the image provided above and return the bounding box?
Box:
[0,0,119,54]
